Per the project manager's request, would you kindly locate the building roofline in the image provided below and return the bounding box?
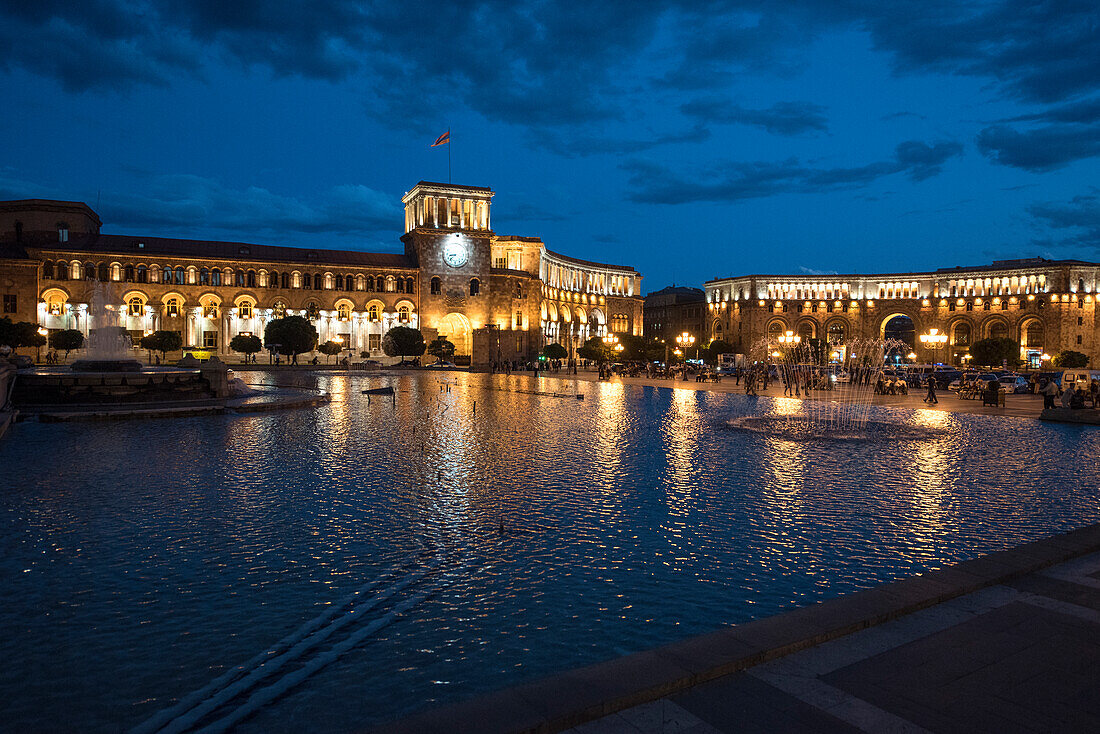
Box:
[704,258,1099,286]
[543,247,639,274]
[0,199,102,225]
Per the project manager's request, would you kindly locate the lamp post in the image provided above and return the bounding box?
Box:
[919,328,948,364]
[676,331,695,362]
[37,326,48,363]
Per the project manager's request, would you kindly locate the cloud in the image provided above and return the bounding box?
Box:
[680,99,828,136]
[623,139,963,204]
[798,266,837,275]
[1004,97,1100,125]
[0,170,402,242]
[1028,192,1100,249]
[531,124,711,157]
[977,124,1100,171]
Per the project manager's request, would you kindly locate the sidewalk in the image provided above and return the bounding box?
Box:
[381,524,1100,734]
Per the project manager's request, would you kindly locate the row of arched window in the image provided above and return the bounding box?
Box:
[114,295,412,324]
[41,260,416,293]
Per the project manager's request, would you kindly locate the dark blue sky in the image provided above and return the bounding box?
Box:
[3,1,1099,292]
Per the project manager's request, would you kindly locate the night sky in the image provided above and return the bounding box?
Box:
[3,1,1099,292]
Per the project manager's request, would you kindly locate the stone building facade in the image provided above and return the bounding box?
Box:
[643,285,706,347]
[705,258,1100,367]
[0,182,643,365]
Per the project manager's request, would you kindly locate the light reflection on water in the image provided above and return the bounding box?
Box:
[1,372,1099,732]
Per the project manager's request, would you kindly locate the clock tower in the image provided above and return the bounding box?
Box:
[400,181,496,362]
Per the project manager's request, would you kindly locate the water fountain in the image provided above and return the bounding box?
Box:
[727,333,933,439]
[71,282,143,372]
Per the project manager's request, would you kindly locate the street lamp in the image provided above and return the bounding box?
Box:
[676,331,695,361]
[919,328,948,363]
[36,326,48,363]
[777,330,800,345]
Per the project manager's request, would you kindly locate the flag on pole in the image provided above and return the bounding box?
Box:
[431,130,450,147]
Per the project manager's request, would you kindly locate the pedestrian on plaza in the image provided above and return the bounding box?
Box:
[924,374,938,404]
[1041,378,1058,409]
[1061,381,1075,408]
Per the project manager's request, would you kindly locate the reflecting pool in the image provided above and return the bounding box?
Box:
[2,372,1099,732]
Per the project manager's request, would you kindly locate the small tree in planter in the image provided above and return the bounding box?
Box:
[317,340,343,364]
[49,329,85,361]
[426,337,455,363]
[543,343,568,361]
[229,334,263,363]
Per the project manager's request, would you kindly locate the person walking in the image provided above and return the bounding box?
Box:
[1041,378,1059,409]
[923,374,938,404]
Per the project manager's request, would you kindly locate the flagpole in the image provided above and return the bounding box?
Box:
[448,128,452,183]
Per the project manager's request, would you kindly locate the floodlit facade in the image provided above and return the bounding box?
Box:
[705,258,1100,367]
[0,182,643,365]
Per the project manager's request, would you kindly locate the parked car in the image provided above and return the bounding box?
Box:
[1062,369,1100,390]
[359,359,383,369]
[998,375,1030,394]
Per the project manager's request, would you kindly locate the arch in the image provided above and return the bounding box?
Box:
[365,298,385,322]
[84,261,97,280]
[540,301,548,320]
[795,318,817,341]
[949,319,972,347]
[197,292,223,306]
[879,312,917,343]
[575,306,588,324]
[981,315,1010,340]
[547,301,559,321]
[232,292,260,307]
[430,276,442,295]
[126,293,147,317]
[120,289,150,304]
[160,291,187,305]
[560,304,572,323]
[272,301,288,319]
[1019,317,1044,349]
[824,318,847,343]
[333,297,356,311]
[437,312,472,356]
[469,277,480,296]
[766,318,790,339]
[589,307,605,325]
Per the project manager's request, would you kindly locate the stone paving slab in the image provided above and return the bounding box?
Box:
[378,525,1100,734]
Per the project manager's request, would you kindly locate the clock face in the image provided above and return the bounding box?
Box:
[442,240,469,268]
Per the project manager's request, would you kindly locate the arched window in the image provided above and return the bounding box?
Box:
[406,277,416,294]
[335,274,344,291]
[337,303,351,321]
[386,276,395,292]
[313,273,322,291]
[301,272,311,289]
[100,263,110,282]
[355,275,364,291]
[85,262,96,280]
[306,302,319,319]
[247,270,256,288]
[396,277,405,293]
[953,323,970,346]
[56,260,68,280]
[398,305,410,323]
[469,278,480,296]
[166,298,180,318]
[136,265,147,283]
[324,273,333,290]
[273,302,287,318]
[238,300,253,319]
[128,296,144,317]
[43,261,54,279]
[211,269,222,286]
[203,302,219,319]
[989,321,1007,340]
[430,277,441,295]
[368,304,380,321]
[235,270,245,287]
[124,264,135,282]
[199,268,210,285]
[375,276,384,292]
[269,270,279,288]
[827,323,846,343]
[162,266,172,283]
[175,266,185,285]
[281,272,289,289]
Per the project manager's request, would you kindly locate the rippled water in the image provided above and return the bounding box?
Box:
[2,372,1098,732]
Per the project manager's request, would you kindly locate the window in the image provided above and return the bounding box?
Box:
[203,331,218,349]
[1078,335,1083,345]
[495,257,506,269]
[238,301,254,319]
[514,282,522,298]
[385,276,395,292]
[375,276,384,292]
[397,277,405,293]
[2,294,15,314]
[313,273,322,291]
[43,261,54,279]
[211,269,222,286]
[56,260,68,280]
[398,306,410,323]
[58,223,69,242]
[983,301,990,310]
[128,297,144,316]
[1079,317,1084,326]
[469,278,480,296]
[97,263,108,282]
[166,298,180,318]
[335,274,344,291]
[235,270,245,287]
[307,302,319,319]
[430,277,441,295]
[337,304,351,321]
[273,303,286,318]
[247,270,256,288]
[269,270,279,289]
[965,302,973,311]
[515,310,522,328]
[303,272,312,290]
[85,262,95,280]
[406,277,416,294]
[368,304,380,321]
[124,264,135,282]
[137,265,147,283]
[175,267,185,285]
[368,333,381,352]
[281,272,289,289]
[203,304,219,319]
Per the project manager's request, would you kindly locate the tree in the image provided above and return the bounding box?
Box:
[383,326,426,359]
[577,336,609,362]
[49,329,85,360]
[543,342,567,360]
[1052,349,1088,368]
[703,339,734,365]
[616,334,647,361]
[970,337,1022,369]
[229,334,263,361]
[426,336,455,362]
[0,319,44,354]
[264,316,317,360]
[317,340,343,364]
[140,330,183,361]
